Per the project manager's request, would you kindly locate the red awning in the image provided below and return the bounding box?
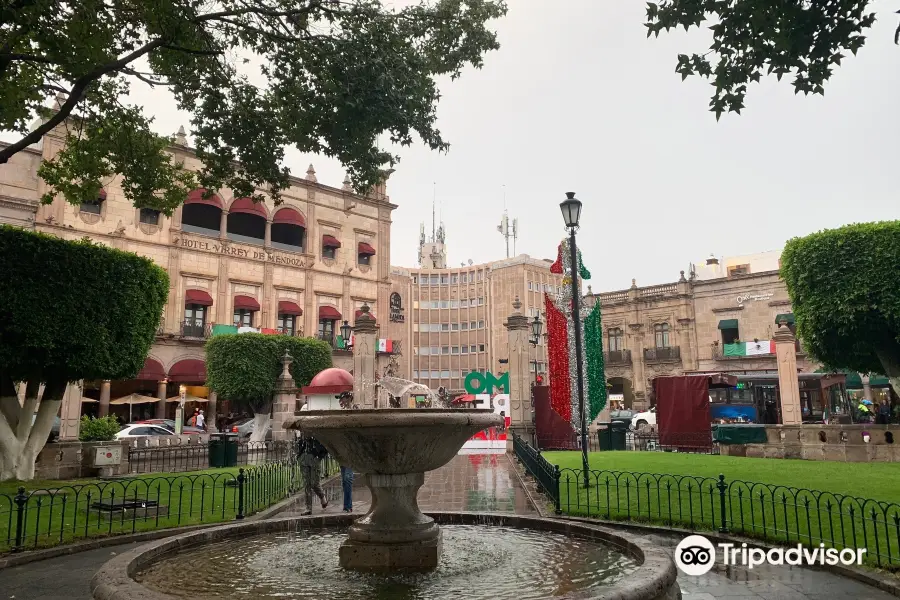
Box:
[453,394,476,404]
[318,305,342,320]
[168,359,206,383]
[273,207,305,227]
[322,235,342,248]
[278,300,303,316]
[185,289,213,306]
[185,188,223,209]
[98,188,108,200]
[234,295,260,311]
[229,196,268,219]
[355,309,376,321]
[135,358,166,381]
[358,242,376,255]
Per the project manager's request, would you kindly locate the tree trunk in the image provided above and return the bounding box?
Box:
[0,377,65,481]
[250,412,271,443]
[875,350,900,405]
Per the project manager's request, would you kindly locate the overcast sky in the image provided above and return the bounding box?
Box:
[11,1,900,291]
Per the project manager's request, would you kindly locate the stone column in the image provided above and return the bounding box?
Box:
[98,380,112,417]
[861,375,873,403]
[58,382,83,441]
[353,304,378,409]
[219,210,228,240]
[774,321,802,425]
[156,379,167,419]
[504,296,532,441]
[264,219,272,248]
[630,325,647,410]
[207,391,218,432]
[271,351,297,441]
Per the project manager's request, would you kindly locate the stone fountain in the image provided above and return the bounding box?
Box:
[288,408,501,571]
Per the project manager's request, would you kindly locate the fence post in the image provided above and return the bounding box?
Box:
[236,468,246,520]
[553,465,562,515]
[13,486,27,552]
[717,474,728,533]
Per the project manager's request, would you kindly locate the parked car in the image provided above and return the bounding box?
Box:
[609,410,635,425]
[115,424,174,439]
[230,417,272,440]
[136,418,204,434]
[631,407,656,431]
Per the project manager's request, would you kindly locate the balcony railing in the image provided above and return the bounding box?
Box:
[276,327,303,337]
[604,349,632,366]
[319,334,336,348]
[643,346,681,362]
[180,320,211,339]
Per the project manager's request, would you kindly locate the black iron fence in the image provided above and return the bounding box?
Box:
[127,440,296,474]
[536,430,719,455]
[0,455,338,554]
[513,433,900,569]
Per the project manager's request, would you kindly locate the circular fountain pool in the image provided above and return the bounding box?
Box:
[91,514,680,600]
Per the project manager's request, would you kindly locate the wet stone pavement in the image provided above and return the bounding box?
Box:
[1,453,895,600]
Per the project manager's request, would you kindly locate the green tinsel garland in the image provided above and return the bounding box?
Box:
[578,249,591,280]
[585,302,607,420]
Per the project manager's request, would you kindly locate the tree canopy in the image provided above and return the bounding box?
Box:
[0,225,168,479]
[645,0,893,118]
[0,0,507,212]
[781,221,900,395]
[205,333,333,412]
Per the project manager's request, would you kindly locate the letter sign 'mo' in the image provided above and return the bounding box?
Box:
[464,371,508,395]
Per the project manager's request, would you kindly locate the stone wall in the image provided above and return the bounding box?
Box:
[34,440,132,480]
[719,424,900,462]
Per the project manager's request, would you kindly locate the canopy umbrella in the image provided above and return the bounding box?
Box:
[166,394,209,403]
[452,394,476,404]
[81,398,99,403]
[110,393,159,422]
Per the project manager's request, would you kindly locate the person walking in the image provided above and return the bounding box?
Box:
[299,435,328,515]
[877,399,892,425]
[340,465,354,513]
[196,409,206,430]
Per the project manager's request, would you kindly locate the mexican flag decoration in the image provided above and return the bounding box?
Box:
[545,238,607,430]
[723,340,775,357]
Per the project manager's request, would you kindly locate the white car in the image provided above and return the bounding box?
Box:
[631,407,656,431]
[115,424,174,439]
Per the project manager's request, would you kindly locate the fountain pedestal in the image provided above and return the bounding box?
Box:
[288,409,502,572]
[340,472,440,571]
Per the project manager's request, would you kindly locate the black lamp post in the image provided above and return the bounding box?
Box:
[560,191,590,489]
[530,314,542,387]
[340,320,352,350]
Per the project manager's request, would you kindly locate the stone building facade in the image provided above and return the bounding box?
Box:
[585,263,817,411]
[387,255,563,393]
[0,125,398,427]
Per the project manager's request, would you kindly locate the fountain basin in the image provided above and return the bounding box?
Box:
[288,409,502,571]
[93,513,681,600]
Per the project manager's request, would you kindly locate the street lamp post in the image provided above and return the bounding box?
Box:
[529,314,542,387]
[560,191,590,489]
[340,320,353,351]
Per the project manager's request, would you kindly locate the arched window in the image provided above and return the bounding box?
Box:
[80,189,106,215]
[227,197,267,244]
[182,189,223,236]
[271,207,306,251]
[608,327,624,352]
[654,323,670,348]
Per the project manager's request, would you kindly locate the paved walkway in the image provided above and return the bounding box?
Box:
[0,454,894,600]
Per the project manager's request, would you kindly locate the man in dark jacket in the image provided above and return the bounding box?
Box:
[298,435,328,515]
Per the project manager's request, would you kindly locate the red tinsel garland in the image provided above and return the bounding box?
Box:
[545,294,571,422]
[549,243,563,274]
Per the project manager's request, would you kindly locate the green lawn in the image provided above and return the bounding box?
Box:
[542,451,900,570]
[0,461,326,553]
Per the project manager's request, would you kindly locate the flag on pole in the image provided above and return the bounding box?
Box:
[378,339,393,353]
[723,341,775,356]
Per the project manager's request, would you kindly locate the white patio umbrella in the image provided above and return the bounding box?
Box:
[110,393,159,422]
[165,394,208,403]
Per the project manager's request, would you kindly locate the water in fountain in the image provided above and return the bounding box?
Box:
[377,376,445,407]
[136,524,639,600]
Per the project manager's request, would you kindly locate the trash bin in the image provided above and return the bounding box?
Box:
[208,433,240,468]
[208,434,225,468]
[609,421,628,451]
[597,423,612,451]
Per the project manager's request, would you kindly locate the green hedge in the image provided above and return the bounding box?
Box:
[205,334,332,411]
[0,226,168,385]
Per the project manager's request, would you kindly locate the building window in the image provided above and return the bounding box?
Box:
[528,281,533,291]
[470,321,476,329]
[451,323,459,331]
[323,245,337,260]
[450,274,458,284]
[461,322,468,331]
[440,275,449,284]
[654,323,670,348]
[412,275,418,284]
[479,344,485,352]
[721,326,740,345]
[139,208,160,225]
[441,346,449,355]
[277,314,296,336]
[80,192,104,215]
[233,309,255,327]
[318,319,336,344]
[608,327,624,352]
[184,304,206,337]
[461,346,468,354]
[478,320,485,329]
[358,253,371,265]
[451,346,459,354]
[728,264,750,277]
[470,345,477,353]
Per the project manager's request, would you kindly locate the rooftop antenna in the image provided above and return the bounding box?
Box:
[497,185,516,258]
[431,182,436,243]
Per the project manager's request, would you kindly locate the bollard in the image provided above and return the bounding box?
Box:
[236,468,246,519]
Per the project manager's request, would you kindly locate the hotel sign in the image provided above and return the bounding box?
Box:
[179,237,305,267]
[736,291,773,307]
[389,292,405,323]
